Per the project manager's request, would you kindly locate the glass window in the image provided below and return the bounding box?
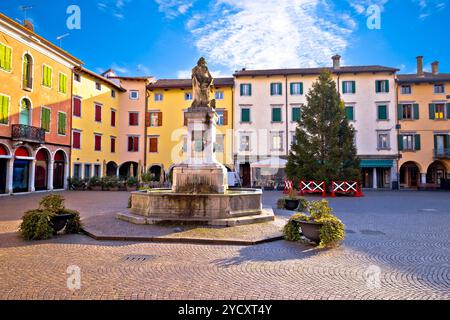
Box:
[84,164,92,179]
[402,135,414,150]
[240,84,252,96]
[111,90,116,98]
[215,91,224,100]
[95,82,101,91]
[150,112,159,127]
[74,73,81,82]
[376,80,389,93]
[217,111,224,126]
[402,104,413,120]
[378,132,390,149]
[130,90,139,100]
[290,83,303,95]
[240,135,251,151]
[270,83,282,96]
[434,84,445,94]
[271,132,283,151]
[401,85,411,94]
[73,164,81,179]
[185,92,193,101]
[435,103,445,119]
[94,165,101,178]
[154,93,163,102]
[342,81,356,94]
[215,135,224,152]
[23,54,33,90]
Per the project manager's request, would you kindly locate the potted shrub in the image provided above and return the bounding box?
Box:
[68,177,87,191]
[88,176,102,191]
[284,189,300,210]
[101,176,120,191]
[126,176,139,191]
[20,194,81,240]
[284,200,345,248]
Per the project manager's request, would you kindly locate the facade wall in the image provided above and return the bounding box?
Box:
[146,85,234,175]
[71,72,120,179]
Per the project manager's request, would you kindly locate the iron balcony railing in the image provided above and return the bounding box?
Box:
[11,124,45,144]
[434,148,450,159]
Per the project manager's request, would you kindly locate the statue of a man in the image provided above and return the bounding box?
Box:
[191,57,214,109]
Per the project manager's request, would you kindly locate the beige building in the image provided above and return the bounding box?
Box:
[233,56,399,189]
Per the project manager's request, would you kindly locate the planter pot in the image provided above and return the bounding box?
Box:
[298,220,323,243]
[90,186,102,191]
[127,186,137,191]
[284,199,300,211]
[51,213,75,234]
[109,187,120,192]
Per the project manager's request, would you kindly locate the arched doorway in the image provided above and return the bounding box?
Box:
[13,147,32,193]
[20,98,32,126]
[119,162,138,179]
[400,162,420,188]
[0,144,10,194]
[149,165,162,182]
[35,149,50,191]
[53,150,66,190]
[427,161,447,185]
[106,161,118,177]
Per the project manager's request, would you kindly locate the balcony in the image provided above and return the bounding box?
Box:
[12,124,45,144]
[434,148,450,159]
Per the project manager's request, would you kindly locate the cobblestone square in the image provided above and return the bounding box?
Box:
[0,191,449,300]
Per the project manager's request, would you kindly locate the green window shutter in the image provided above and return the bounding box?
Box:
[41,108,50,132]
[398,135,403,151]
[300,82,303,94]
[272,108,281,122]
[0,44,5,69]
[240,84,244,96]
[248,84,252,96]
[434,135,438,150]
[345,106,354,121]
[385,80,389,93]
[397,104,403,120]
[5,46,12,71]
[58,113,66,135]
[378,105,387,120]
[270,83,274,96]
[429,104,436,120]
[445,135,450,148]
[278,83,282,95]
[290,83,294,95]
[413,104,419,120]
[446,103,450,119]
[342,82,347,94]
[375,81,380,93]
[352,81,356,93]
[292,107,301,122]
[241,108,250,122]
[414,135,421,151]
[0,95,9,124]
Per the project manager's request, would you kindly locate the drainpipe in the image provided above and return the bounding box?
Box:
[144,83,149,175]
[395,74,400,190]
[231,85,235,171]
[285,74,289,157]
[69,67,75,182]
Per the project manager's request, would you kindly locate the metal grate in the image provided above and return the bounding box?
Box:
[121,255,154,263]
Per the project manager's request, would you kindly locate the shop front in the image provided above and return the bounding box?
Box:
[361,159,395,189]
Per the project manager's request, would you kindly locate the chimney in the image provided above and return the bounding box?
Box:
[432,61,439,75]
[332,55,341,69]
[23,19,34,32]
[416,56,424,77]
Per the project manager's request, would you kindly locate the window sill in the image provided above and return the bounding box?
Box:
[377,148,392,151]
[240,122,253,125]
[377,119,390,122]
[22,87,33,92]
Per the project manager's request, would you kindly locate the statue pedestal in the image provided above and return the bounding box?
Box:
[172,107,228,194]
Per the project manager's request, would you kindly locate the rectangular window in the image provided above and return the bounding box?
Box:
[84,164,92,179]
[342,81,356,94]
[241,108,251,123]
[154,93,163,102]
[73,164,81,179]
[272,107,282,123]
[130,90,139,100]
[94,165,101,178]
[185,92,193,101]
[74,73,81,82]
[111,109,116,127]
[148,112,162,127]
[0,43,12,72]
[129,112,139,126]
[271,132,284,151]
[0,94,10,124]
[110,136,116,153]
[290,82,303,95]
[42,65,52,88]
[345,106,354,121]
[217,111,224,126]
[377,105,388,120]
[215,91,224,100]
[59,73,67,94]
[95,104,102,122]
[240,84,252,96]
[128,136,139,152]
[95,82,101,91]
[182,135,187,153]
[435,103,445,119]
[57,112,66,135]
[270,83,282,96]
[41,107,51,132]
[149,136,158,153]
[402,104,413,120]
[375,80,389,93]
[94,135,102,151]
[378,132,390,150]
[434,84,445,94]
[73,131,81,149]
[73,97,82,117]
[216,135,225,153]
[111,90,116,98]
[401,85,411,94]
[399,104,419,120]
[402,135,415,151]
[292,107,301,122]
[240,134,251,152]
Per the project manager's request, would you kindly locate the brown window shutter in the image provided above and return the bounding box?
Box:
[145,112,151,127]
[223,110,228,126]
[158,112,163,127]
[149,137,158,152]
[184,112,187,126]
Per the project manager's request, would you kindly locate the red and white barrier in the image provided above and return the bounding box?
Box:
[299,180,326,198]
[331,181,363,197]
[283,180,294,194]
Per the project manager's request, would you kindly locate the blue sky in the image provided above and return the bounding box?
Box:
[1,0,449,78]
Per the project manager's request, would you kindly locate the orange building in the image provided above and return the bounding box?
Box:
[397,56,450,188]
[0,13,82,194]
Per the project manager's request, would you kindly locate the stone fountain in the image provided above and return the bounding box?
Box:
[118,58,274,227]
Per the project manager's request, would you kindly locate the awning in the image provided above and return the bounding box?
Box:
[251,158,287,169]
[360,160,393,168]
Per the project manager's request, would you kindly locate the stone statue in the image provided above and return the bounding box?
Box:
[191,57,214,109]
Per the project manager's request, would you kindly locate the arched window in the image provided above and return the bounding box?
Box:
[22,54,33,90]
[20,98,31,126]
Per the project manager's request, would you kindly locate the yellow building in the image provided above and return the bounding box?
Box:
[71,67,126,180]
[398,56,450,188]
[146,78,234,180]
[0,13,81,194]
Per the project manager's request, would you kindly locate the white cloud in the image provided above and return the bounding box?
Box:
[177,70,191,79]
[155,0,195,18]
[97,0,130,20]
[412,0,447,19]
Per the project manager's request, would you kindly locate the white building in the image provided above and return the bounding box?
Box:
[233,55,399,189]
